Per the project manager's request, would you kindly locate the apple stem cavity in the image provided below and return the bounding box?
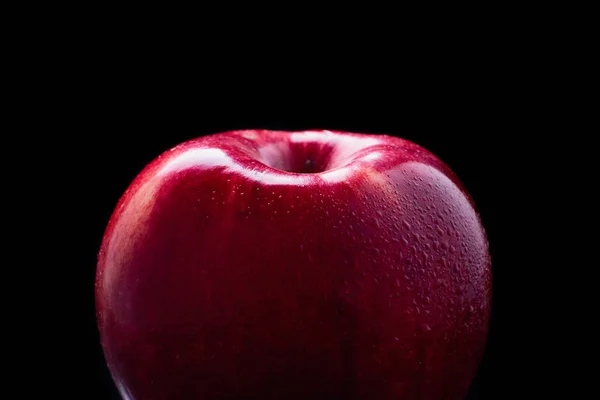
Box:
[259,140,335,174]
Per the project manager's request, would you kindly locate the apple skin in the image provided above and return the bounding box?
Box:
[96,130,491,399]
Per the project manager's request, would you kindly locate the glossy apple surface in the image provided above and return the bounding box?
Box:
[96,130,491,399]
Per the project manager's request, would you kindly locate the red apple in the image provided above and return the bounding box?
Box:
[96,130,491,399]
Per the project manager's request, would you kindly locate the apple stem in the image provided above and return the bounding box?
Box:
[303,158,316,173]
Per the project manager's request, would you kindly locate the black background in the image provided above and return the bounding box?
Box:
[68,99,502,399]
[17,9,578,396]
[10,8,570,397]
